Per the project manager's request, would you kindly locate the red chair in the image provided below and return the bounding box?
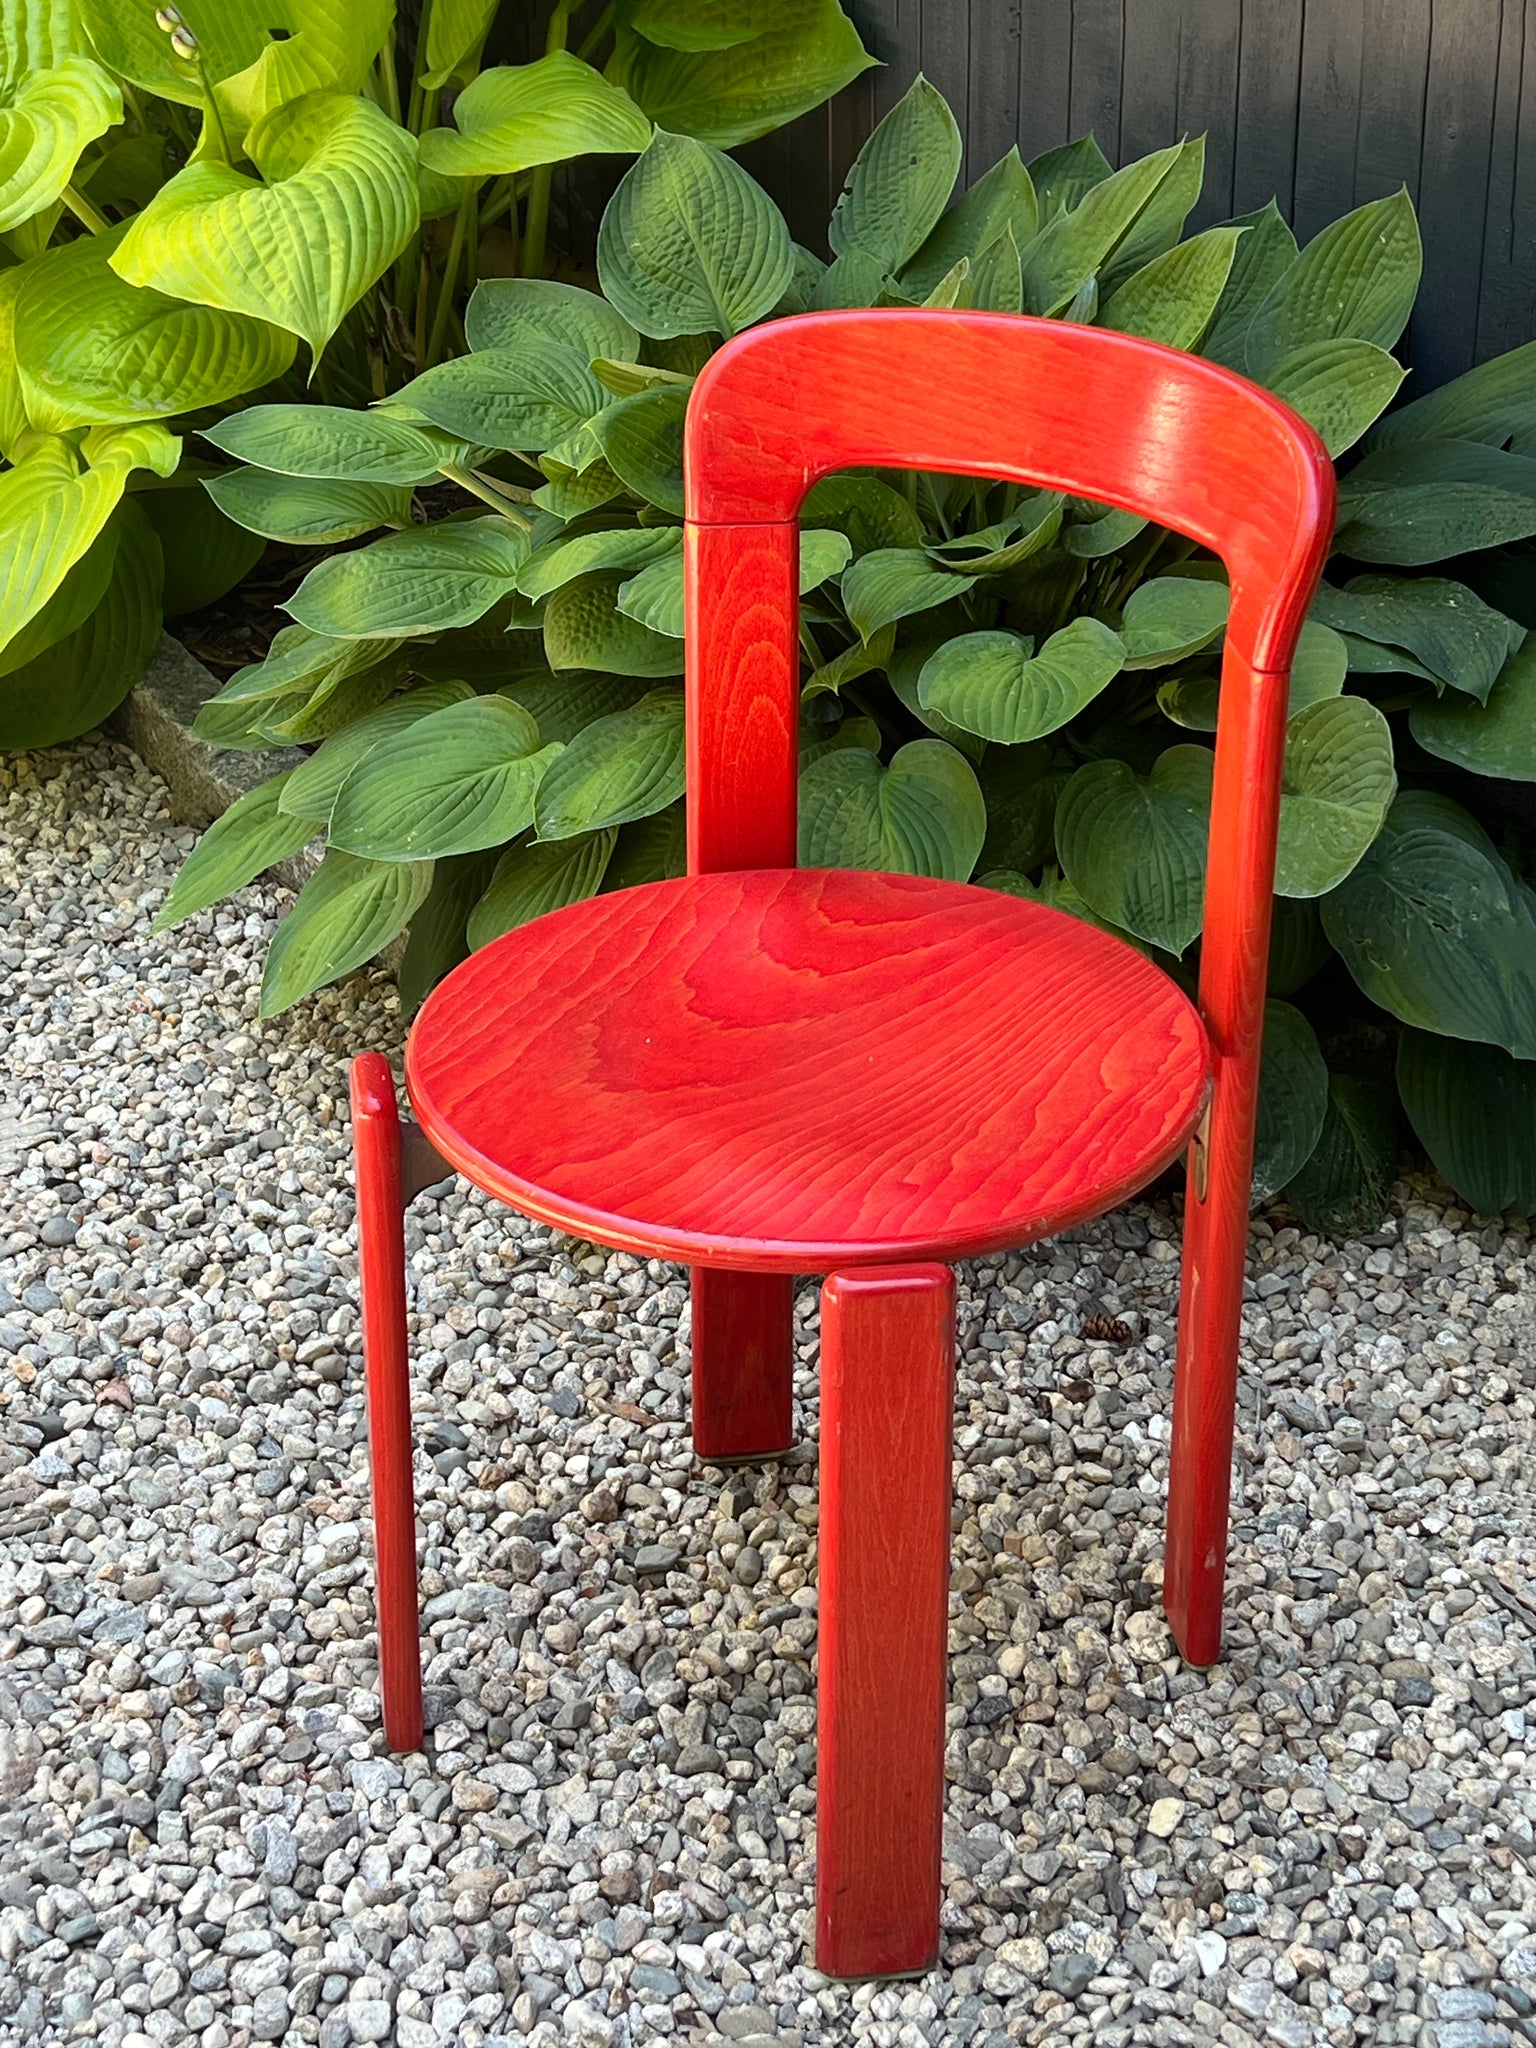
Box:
[350,311,1333,1980]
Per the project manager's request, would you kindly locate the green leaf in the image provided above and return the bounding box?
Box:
[388,341,606,454]
[204,469,411,545]
[1261,338,1405,458]
[1055,746,1213,954]
[259,850,434,1017]
[1310,575,1517,703]
[0,510,117,682]
[597,130,793,340]
[0,55,119,233]
[286,516,529,639]
[900,147,1038,299]
[841,548,976,641]
[78,0,389,117]
[1156,617,1348,731]
[918,616,1124,744]
[278,681,475,823]
[543,569,685,676]
[1334,439,1536,565]
[1098,224,1244,351]
[594,383,688,513]
[606,0,875,149]
[466,829,617,947]
[615,524,846,637]
[1118,576,1228,668]
[329,696,561,861]
[521,523,680,602]
[0,498,162,747]
[500,670,651,744]
[802,474,924,556]
[419,51,651,178]
[1397,1028,1536,1218]
[603,803,686,888]
[1021,141,1197,318]
[1369,334,1536,450]
[1274,696,1396,897]
[1245,188,1421,375]
[200,623,406,724]
[397,851,497,1014]
[827,75,961,274]
[798,736,985,879]
[923,494,1063,574]
[419,0,499,89]
[1252,1001,1330,1203]
[627,0,761,50]
[1320,802,1536,1056]
[1062,504,1147,559]
[13,222,295,432]
[464,277,640,361]
[154,772,314,932]
[534,686,685,838]
[809,247,889,311]
[1283,1075,1398,1235]
[140,485,265,617]
[1268,896,1332,997]
[0,431,147,660]
[977,864,1148,952]
[1411,632,1536,780]
[974,743,1065,872]
[1198,200,1299,370]
[111,92,418,360]
[1098,137,1205,293]
[1026,135,1112,218]
[202,404,462,484]
[962,228,1024,314]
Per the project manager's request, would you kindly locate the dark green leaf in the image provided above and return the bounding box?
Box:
[1055,746,1213,954]
[1397,1028,1536,1217]
[1252,1001,1330,1203]
[828,75,961,274]
[466,829,617,947]
[900,147,1038,298]
[1411,631,1536,780]
[154,772,313,932]
[798,736,986,879]
[328,696,561,860]
[1283,1075,1398,1236]
[918,616,1124,743]
[259,852,434,1017]
[595,384,688,513]
[534,686,685,838]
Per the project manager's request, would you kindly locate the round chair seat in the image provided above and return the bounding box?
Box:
[405,867,1210,1272]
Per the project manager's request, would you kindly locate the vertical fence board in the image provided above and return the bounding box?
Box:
[1416,0,1507,386]
[1016,0,1074,157]
[1232,0,1307,218]
[1477,0,1536,362]
[1067,0,1125,158]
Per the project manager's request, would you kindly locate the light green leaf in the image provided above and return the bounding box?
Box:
[841,547,975,641]
[498,672,649,744]
[1309,574,1517,702]
[1284,1075,1398,1236]
[1055,746,1213,954]
[397,851,496,1012]
[1411,632,1536,780]
[627,0,762,50]
[420,0,499,89]
[597,130,793,340]
[803,474,924,556]
[388,341,605,454]
[1261,338,1405,457]
[1252,1001,1330,1203]
[1397,1029,1536,1218]
[543,569,685,676]
[1155,619,1348,730]
[1099,224,1244,351]
[590,357,692,398]
[1020,140,1191,316]
[111,91,418,360]
[900,147,1038,299]
[0,430,148,660]
[962,228,1024,314]
[798,736,985,880]
[329,697,560,860]
[419,51,651,178]
[1098,136,1205,292]
[1320,801,1536,1056]
[606,0,875,149]
[1118,575,1228,668]
[917,616,1124,743]
[1273,696,1396,898]
[154,772,314,931]
[286,517,529,639]
[803,623,896,699]
[465,276,640,361]
[594,384,688,512]
[467,829,617,946]
[521,524,680,603]
[200,622,407,720]
[534,686,685,838]
[0,507,117,682]
[1245,188,1421,375]
[1062,503,1147,559]
[259,850,434,1016]
[13,223,295,432]
[0,55,119,233]
[1026,135,1112,218]
[202,404,462,485]
[79,0,390,118]
[615,524,846,637]
[0,497,161,748]
[1198,200,1299,369]
[923,494,1063,573]
[1334,438,1536,565]
[278,681,476,823]
[204,469,411,545]
[828,75,961,274]
[1369,334,1536,450]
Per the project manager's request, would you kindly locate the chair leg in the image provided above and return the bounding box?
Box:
[350,1054,423,1751]
[690,1268,795,1463]
[816,1263,954,1980]
[1163,1103,1250,1669]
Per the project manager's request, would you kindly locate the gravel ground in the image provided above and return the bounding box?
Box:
[3,737,1536,2048]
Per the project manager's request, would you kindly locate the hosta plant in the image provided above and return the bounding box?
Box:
[165,77,1536,1227]
[0,0,871,744]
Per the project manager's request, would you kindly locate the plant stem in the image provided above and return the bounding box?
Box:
[574,0,617,61]
[376,31,403,125]
[61,185,109,234]
[426,183,476,366]
[407,0,437,133]
[440,463,534,530]
[523,1,572,279]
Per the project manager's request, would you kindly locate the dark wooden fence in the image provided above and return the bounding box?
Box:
[509,0,1536,396]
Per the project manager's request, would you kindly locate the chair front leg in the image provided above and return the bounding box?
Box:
[350,1053,424,1751]
[690,1267,795,1463]
[817,1263,955,1979]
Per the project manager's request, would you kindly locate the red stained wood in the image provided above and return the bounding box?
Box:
[406,868,1211,1274]
[690,1265,795,1462]
[350,1053,423,1750]
[817,1265,955,1979]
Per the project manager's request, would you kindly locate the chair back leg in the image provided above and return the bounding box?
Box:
[816,1263,954,1979]
[690,1267,795,1462]
[351,1054,424,1750]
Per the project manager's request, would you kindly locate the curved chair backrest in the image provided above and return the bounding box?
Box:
[682,309,1334,1221]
